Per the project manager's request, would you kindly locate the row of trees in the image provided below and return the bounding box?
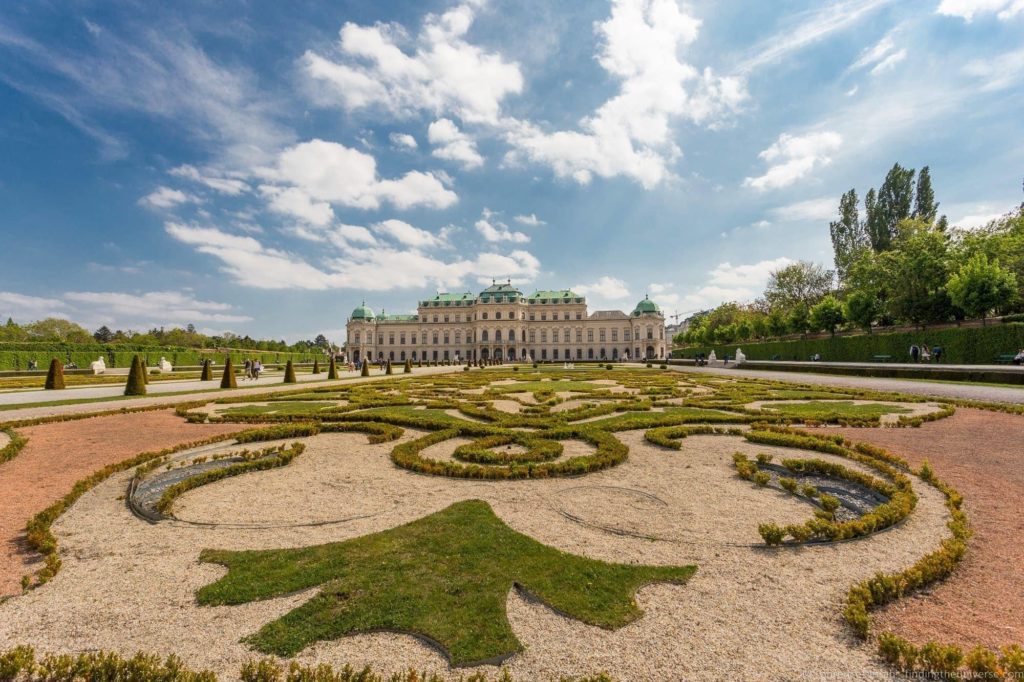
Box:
[0,317,335,353]
[679,165,1023,347]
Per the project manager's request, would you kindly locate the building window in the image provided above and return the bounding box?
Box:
[541,349,548,360]
[389,351,395,360]
[552,329,559,343]
[378,335,384,345]
[541,313,547,321]
[354,332,360,343]
[433,332,439,344]
[647,326,654,339]
[576,329,582,343]
[444,332,449,344]
[529,313,535,321]
[412,351,418,360]
[496,311,502,320]
[482,330,489,342]
[483,312,488,320]
[576,348,582,359]
[455,330,462,344]
[611,329,618,342]
[599,329,606,342]
[496,329,503,342]
[625,329,631,341]
[588,348,594,359]
[433,315,438,323]
[444,315,449,323]
[553,348,559,359]
[540,330,547,343]
[576,312,582,320]
[412,333,417,344]
[400,351,406,360]
[444,350,450,360]
[587,329,594,342]
[400,333,406,345]
[433,350,438,360]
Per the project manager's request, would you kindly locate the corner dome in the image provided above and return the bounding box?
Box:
[631,295,661,316]
[350,302,376,320]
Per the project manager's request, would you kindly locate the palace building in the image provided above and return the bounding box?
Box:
[345,280,666,365]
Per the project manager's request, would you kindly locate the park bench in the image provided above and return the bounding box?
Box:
[872,355,892,363]
[994,354,1016,365]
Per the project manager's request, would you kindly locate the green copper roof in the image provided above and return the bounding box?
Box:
[479,280,522,296]
[350,302,376,320]
[421,292,475,307]
[631,295,662,316]
[528,289,581,300]
[379,314,418,322]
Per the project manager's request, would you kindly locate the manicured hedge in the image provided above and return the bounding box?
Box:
[674,322,1024,365]
[0,343,316,371]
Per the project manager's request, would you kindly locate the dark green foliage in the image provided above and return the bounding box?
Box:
[913,165,939,224]
[947,253,1017,323]
[360,361,369,377]
[198,500,695,665]
[221,357,237,389]
[404,359,412,373]
[0,429,27,465]
[830,188,867,282]
[124,354,147,396]
[312,358,320,375]
[284,360,297,384]
[758,522,784,546]
[328,355,338,380]
[385,359,393,375]
[44,358,64,390]
[868,163,915,252]
[200,360,213,381]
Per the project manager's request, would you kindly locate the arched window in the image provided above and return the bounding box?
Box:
[495,329,503,342]
[482,330,489,342]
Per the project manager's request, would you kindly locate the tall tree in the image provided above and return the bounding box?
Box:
[829,189,866,283]
[913,165,939,223]
[946,253,1017,325]
[764,261,834,311]
[883,220,954,326]
[868,163,915,252]
[93,325,113,343]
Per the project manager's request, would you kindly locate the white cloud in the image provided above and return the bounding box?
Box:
[573,276,631,301]
[474,208,529,243]
[373,219,449,249]
[259,185,334,227]
[767,196,838,222]
[945,201,1017,229]
[743,131,842,191]
[302,2,523,124]
[0,291,67,321]
[334,224,378,247]
[937,0,1024,21]
[169,165,249,195]
[504,0,747,188]
[647,282,680,310]
[737,0,896,72]
[678,257,793,313]
[389,132,418,149]
[139,186,198,209]
[63,291,251,324]
[849,31,907,76]
[261,138,457,213]
[428,118,484,169]
[963,48,1024,91]
[514,213,545,226]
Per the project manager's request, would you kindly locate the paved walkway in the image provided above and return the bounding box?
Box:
[670,364,1024,404]
[0,365,462,423]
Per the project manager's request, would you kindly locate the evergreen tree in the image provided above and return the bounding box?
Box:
[913,165,939,223]
[44,358,65,390]
[312,358,320,375]
[124,355,147,396]
[284,360,297,383]
[869,163,915,251]
[361,360,370,377]
[829,189,866,282]
[93,325,113,343]
[220,357,237,389]
[200,359,213,381]
[328,355,338,380]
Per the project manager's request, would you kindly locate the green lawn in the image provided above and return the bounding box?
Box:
[758,400,911,419]
[489,380,605,393]
[197,500,695,666]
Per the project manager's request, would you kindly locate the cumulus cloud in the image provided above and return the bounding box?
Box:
[504,0,747,188]
[373,219,450,249]
[428,118,484,169]
[647,281,680,310]
[165,221,540,291]
[743,131,842,191]
[302,2,523,124]
[0,291,67,321]
[474,208,529,243]
[514,213,545,226]
[678,257,793,312]
[139,186,199,209]
[169,165,249,195]
[937,0,1024,21]
[259,185,334,227]
[573,276,631,301]
[259,139,457,217]
[389,132,418,149]
[766,196,838,222]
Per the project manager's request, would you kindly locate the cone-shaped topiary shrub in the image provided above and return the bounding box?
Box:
[312,358,320,374]
[200,359,213,381]
[124,355,147,396]
[328,355,338,379]
[141,359,150,384]
[386,359,393,375]
[284,360,297,383]
[44,358,65,390]
[361,361,370,377]
[404,359,412,373]
[221,357,237,388]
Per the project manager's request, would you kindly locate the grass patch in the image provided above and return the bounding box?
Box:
[198,500,695,666]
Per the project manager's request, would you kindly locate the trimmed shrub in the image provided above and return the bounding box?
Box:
[200,359,213,381]
[386,360,393,375]
[312,358,320,374]
[405,359,412,373]
[753,471,771,486]
[124,355,147,396]
[283,360,297,384]
[361,361,370,377]
[141,359,149,384]
[43,358,64,390]
[328,355,338,380]
[758,522,785,546]
[220,357,237,389]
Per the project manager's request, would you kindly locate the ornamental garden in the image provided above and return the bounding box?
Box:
[0,365,1022,680]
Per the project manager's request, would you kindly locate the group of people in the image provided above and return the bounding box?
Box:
[241,359,264,380]
[909,344,943,363]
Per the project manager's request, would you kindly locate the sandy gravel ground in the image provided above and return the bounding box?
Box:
[0,432,9,449]
[828,408,1024,650]
[0,428,950,680]
[744,400,946,425]
[0,411,246,596]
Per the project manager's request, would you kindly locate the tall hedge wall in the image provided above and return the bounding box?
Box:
[0,344,317,371]
[672,323,1024,365]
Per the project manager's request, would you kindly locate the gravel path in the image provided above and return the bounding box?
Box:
[672,365,1024,404]
[0,430,950,680]
[827,409,1024,650]
[0,411,246,596]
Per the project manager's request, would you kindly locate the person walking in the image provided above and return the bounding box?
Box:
[909,344,920,363]
[253,360,262,380]
[920,344,931,362]
[243,359,252,381]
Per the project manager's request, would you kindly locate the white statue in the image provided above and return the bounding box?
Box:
[90,356,106,374]
[708,350,717,362]
[158,356,173,372]
[735,348,746,363]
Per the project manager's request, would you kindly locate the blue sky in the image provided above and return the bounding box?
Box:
[1,0,1022,343]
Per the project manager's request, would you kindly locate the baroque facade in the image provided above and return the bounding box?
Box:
[345,281,666,364]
